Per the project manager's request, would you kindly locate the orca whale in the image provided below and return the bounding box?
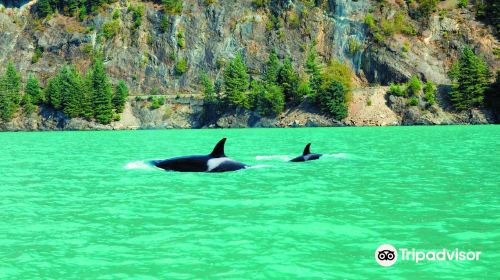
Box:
[152,138,248,172]
[290,143,322,162]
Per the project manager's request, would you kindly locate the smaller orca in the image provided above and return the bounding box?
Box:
[290,143,322,162]
[152,138,249,172]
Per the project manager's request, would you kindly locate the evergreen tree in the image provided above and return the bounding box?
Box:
[81,70,94,120]
[449,47,491,110]
[277,57,299,102]
[59,65,84,118]
[91,57,114,124]
[36,0,52,18]
[45,76,63,110]
[485,71,500,122]
[249,80,285,116]
[318,80,348,120]
[224,53,250,109]
[21,93,36,115]
[200,72,216,103]
[0,62,21,122]
[112,80,129,113]
[25,75,42,104]
[305,47,323,97]
[264,49,281,84]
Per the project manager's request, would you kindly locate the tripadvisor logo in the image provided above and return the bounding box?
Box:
[375,244,481,267]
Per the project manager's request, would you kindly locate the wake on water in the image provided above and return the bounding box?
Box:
[125,153,348,171]
[124,160,156,170]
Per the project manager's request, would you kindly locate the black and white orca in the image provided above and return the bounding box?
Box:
[152,138,248,172]
[290,143,322,162]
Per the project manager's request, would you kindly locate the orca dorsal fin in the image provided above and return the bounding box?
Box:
[209,138,227,158]
[303,143,312,155]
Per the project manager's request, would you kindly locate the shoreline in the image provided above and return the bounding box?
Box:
[1,87,496,132]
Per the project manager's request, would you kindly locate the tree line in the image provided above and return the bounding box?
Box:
[0,57,128,124]
[201,46,352,120]
[33,0,184,18]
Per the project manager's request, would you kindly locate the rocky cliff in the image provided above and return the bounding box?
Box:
[0,0,498,131]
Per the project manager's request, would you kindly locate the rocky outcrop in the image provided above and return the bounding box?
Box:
[386,91,494,126]
[0,1,498,131]
[211,102,341,128]
[345,87,400,126]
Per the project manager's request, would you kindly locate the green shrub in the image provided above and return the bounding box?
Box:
[367,99,372,106]
[128,5,144,30]
[150,88,161,95]
[402,42,410,53]
[158,96,166,105]
[103,20,120,39]
[175,58,188,75]
[150,97,161,109]
[252,0,268,8]
[457,0,468,8]
[373,32,384,43]
[418,0,438,18]
[32,47,43,64]
[160,16,169,33]
[364,14,376,29]
[381,19,395,35]
[423,81,436,105]
[177,38,185,48]
[388,83,405,97]
[348,37,362,55]
[406,76,422,96]
[288,10,301,29]
[407,96,419,106]
[249,81,284,116]
[135,96,142,102]
[112,9,120,20]
[163,0,183,15]
[321,60,353,94]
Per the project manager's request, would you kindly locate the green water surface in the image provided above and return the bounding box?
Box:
[0,126,499,279]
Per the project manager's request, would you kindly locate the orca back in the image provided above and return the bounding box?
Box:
[290,143,322,162]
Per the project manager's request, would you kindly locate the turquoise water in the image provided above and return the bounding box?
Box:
[0,126,499,279]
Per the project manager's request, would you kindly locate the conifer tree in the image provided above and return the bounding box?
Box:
[81,70,95,120]
[264,49,281,84]
[36,0,52,18]
[25,75,42,104]
[0,62,21,122]
[318,80,348,120]
[112,80,129,113]
[200,72,216,103]
[91,57,114,124]
[278,57,299,102]
[21,93,36,115]
[449,47,491,110]
[45,76,62,110]
[305,47,323,97]
[249,80,285,117]
[60,65,84,118]
[224,53,250,108]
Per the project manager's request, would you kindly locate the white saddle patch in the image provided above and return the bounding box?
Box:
[207,157,230,171]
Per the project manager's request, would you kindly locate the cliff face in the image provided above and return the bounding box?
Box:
[0,0,498,130]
